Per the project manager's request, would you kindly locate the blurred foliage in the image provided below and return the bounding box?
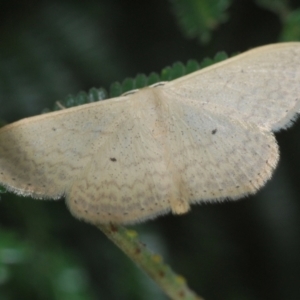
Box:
[0,228,93,300]
[1,0,300,300]
[172,0,232,43]
[255,0,290,18]
[280,8,300,40]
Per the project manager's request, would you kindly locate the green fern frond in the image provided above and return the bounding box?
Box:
[54,51,229,110]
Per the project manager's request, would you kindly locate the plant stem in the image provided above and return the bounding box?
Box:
[98,223,205,300]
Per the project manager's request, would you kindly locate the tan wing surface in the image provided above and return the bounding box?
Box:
[0,97,131,199]
[165,42,300,131]
[66,89,183,224]
[162,97,279,206]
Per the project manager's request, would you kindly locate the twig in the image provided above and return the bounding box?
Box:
[98,223,205,300]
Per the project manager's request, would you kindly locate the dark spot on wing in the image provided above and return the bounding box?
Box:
[212,129,217,135]
[110,158,117,162]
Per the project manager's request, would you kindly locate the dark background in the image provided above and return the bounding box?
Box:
[1,0,300,299]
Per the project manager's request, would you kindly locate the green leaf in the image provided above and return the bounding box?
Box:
[134,74,148,89]
[147,72,160,86]
[185,60,200,74]
[109,82,123,98]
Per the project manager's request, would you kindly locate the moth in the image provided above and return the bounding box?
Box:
[0,42,299,224]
